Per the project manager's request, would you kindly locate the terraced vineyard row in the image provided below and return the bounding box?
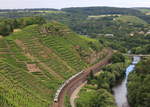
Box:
[41,35,87,71]
[0,37,66,106]
[0,61,51,107]
[0,22,102,107]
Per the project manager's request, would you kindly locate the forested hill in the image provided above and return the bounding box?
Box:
[62,7,150,23]
[0,20,106,107]
[1,7,150,23]
[1,7,150,54]
[62,7,141,16]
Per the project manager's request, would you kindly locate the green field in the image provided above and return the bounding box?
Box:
[137,8,150,13]
[115,15,148,25]
[88,14,121,19]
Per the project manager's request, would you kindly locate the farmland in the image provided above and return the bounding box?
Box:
[0,6,150,107]
[0,21,103,107]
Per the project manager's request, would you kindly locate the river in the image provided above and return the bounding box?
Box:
[112,56,141,107]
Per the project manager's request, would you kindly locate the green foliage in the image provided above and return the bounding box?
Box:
[135,58,150,74]
[0,95,15,107]
[17,16,46,28]
[111,52,125,63]
[0,21,13,36]
[1,8,150,54]
[97,60,129,90]
[97,71,115,90]
[128,58,150,107]
[76,87,116,107]
[76,57,130,107]
[132,44,150,54]
[137,8,150,13]
[87,42,99,51]
[115,15,147,26]
[87,71,95,84]
[0,21,102,106]
[92,89,117,107]
[0,16,46,36]
[64,95,71,107]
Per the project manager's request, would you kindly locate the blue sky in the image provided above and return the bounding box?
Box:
[0,0,150,9]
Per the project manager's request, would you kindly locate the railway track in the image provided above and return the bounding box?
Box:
[52,49,113,107]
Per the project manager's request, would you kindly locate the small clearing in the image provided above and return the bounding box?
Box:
[27,64,40,72]
[13,29,21,32]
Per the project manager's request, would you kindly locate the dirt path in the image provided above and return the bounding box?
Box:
[70,81,87,107]
[0,36,3,38]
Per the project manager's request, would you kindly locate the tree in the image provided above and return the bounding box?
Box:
[111,52,125,63]
[0,22,12,36]
[128,58,150,107]
[87,71,94,84]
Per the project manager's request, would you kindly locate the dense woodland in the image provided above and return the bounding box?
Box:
[128,58,150,107]
[0,17,45,36]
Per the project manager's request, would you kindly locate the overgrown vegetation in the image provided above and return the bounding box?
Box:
[76,88,116,107]
[76,53,130,107]
[128,58,150,107]
[0,16,45,36]
[64,95,71,107]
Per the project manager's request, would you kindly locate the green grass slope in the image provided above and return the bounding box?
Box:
[136,8,150,13]
[0,21,103,107]
[115,15,148,25]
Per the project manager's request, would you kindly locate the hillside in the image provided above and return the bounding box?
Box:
[62,7,141,16]
[115,15,148,25]
[136,8,150,15]
[0,21,105,107]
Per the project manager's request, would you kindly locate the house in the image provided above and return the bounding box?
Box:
[146,30,150,35]
[104,34,114,37]
[138,31,145,35]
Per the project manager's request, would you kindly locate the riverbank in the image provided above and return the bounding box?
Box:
[113,56,140,107]
[127,57,150,107]
[75,53,130,107]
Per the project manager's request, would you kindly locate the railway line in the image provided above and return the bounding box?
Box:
[52,49,113,107]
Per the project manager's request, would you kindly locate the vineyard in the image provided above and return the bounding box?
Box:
[0,21,102,107]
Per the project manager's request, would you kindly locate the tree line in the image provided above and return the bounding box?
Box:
[0,16,45,36]
[128,58,150,107]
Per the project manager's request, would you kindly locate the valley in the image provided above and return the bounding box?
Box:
[0,6,150,107]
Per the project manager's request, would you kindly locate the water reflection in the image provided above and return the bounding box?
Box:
[113,56,140,107]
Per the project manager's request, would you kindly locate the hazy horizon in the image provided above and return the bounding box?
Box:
[0,0,150,9]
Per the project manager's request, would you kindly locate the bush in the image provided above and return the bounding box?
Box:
[76,88,116,107]
[111,52,125,63]
[0,17,46,36]
[0,22,13,36]
[128,58,150,107]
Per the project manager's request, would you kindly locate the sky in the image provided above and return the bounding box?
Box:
[0,0,150,9]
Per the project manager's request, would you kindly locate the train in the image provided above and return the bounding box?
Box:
[54,70,84,102]
[53,50,113,103]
